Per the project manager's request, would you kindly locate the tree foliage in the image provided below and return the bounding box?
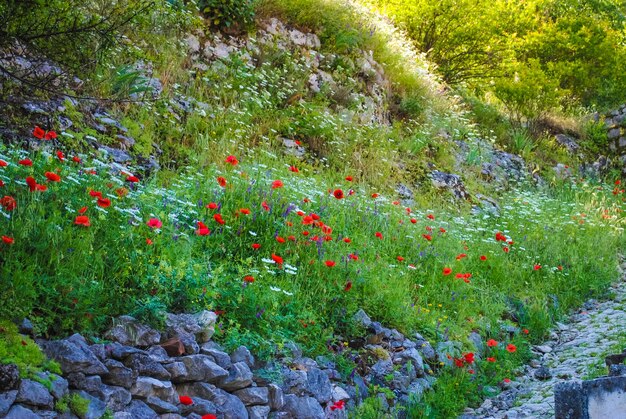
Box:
[372,0,626,111]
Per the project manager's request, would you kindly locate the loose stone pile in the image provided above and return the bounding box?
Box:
[0,309,439,418]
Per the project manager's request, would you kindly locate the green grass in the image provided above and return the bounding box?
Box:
[0,140,624,360]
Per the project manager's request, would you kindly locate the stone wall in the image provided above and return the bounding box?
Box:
[0,309,438,418]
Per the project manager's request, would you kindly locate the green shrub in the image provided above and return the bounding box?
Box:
[199,0,256,28]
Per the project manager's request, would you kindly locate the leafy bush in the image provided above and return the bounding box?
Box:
[198,0,256,28]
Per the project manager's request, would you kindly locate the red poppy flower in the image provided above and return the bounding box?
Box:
[325,260,336,267]
[124,175,138,183]
[480,255,487,261]
[392,201,400,205]
[207,202,218,210]
[375,232,383,239]
[396,256,404,262]
[533,264,541,270]
[45,131,58,141]
[463,352,475,364]
[503,378,511,383]
[506,344,517,353]
[56,150,65,161]
[0,160,6,167]
[26,176,38,191]
[427,214,435,220]
[146,238,153,245]
[252,243,260,250]
[289,166,299,173]
[179,395,193,405]
[2,236,14,245]
[523,329,529,335]
[422,234,432,241]
[456,253,467,260]
[487,357,496,363]
[202,415,217,419]
[32,126,45,139]
[19,159,33,166]
[333,189,344,199]
[72,156,81,163]
[330,400,345,411]
[243,275,255,283]
[345,176,353,182]
[371,193,379,198]
[271,180,284,189]
[487,339,498,347]
[439,227,447,233]
[97,197,111,208]
[343,237,351,243]
[276,236,285,244]
[239,208,250,215]
[454,358,464,368]
[262,201,270,211]
[348,253,358,261]
[77,206,88,214]
[147,218,162,229]
[216,176,227,187]
[225,155,239,165]
[0,196,16,211]
[45,172,61,182]
[410,218,417,224]
[213,213,225,225]
[443,267,452,276]
[503,247,510,253]
[271,253,283,265]
[287,235,296,242]
[89,190,102,199]
[495,232,507,242]
[74,215,90,227]
[196,221,210,236]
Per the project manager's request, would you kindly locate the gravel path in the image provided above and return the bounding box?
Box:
[465,262,626,419]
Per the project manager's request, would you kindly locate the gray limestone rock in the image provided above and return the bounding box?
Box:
[5,404,40,419]
[282,395,324,419]
[105,316,161,347]
[0,390,17,416]
[217,362,253,391]
[130,377,177,404]
[179,355,228,383]
[42,336,108,376]
[233,386,270,406]
[16,379,53,409]
[102,359,135,389]
[0,364,20,391]
[231,346,255,368]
